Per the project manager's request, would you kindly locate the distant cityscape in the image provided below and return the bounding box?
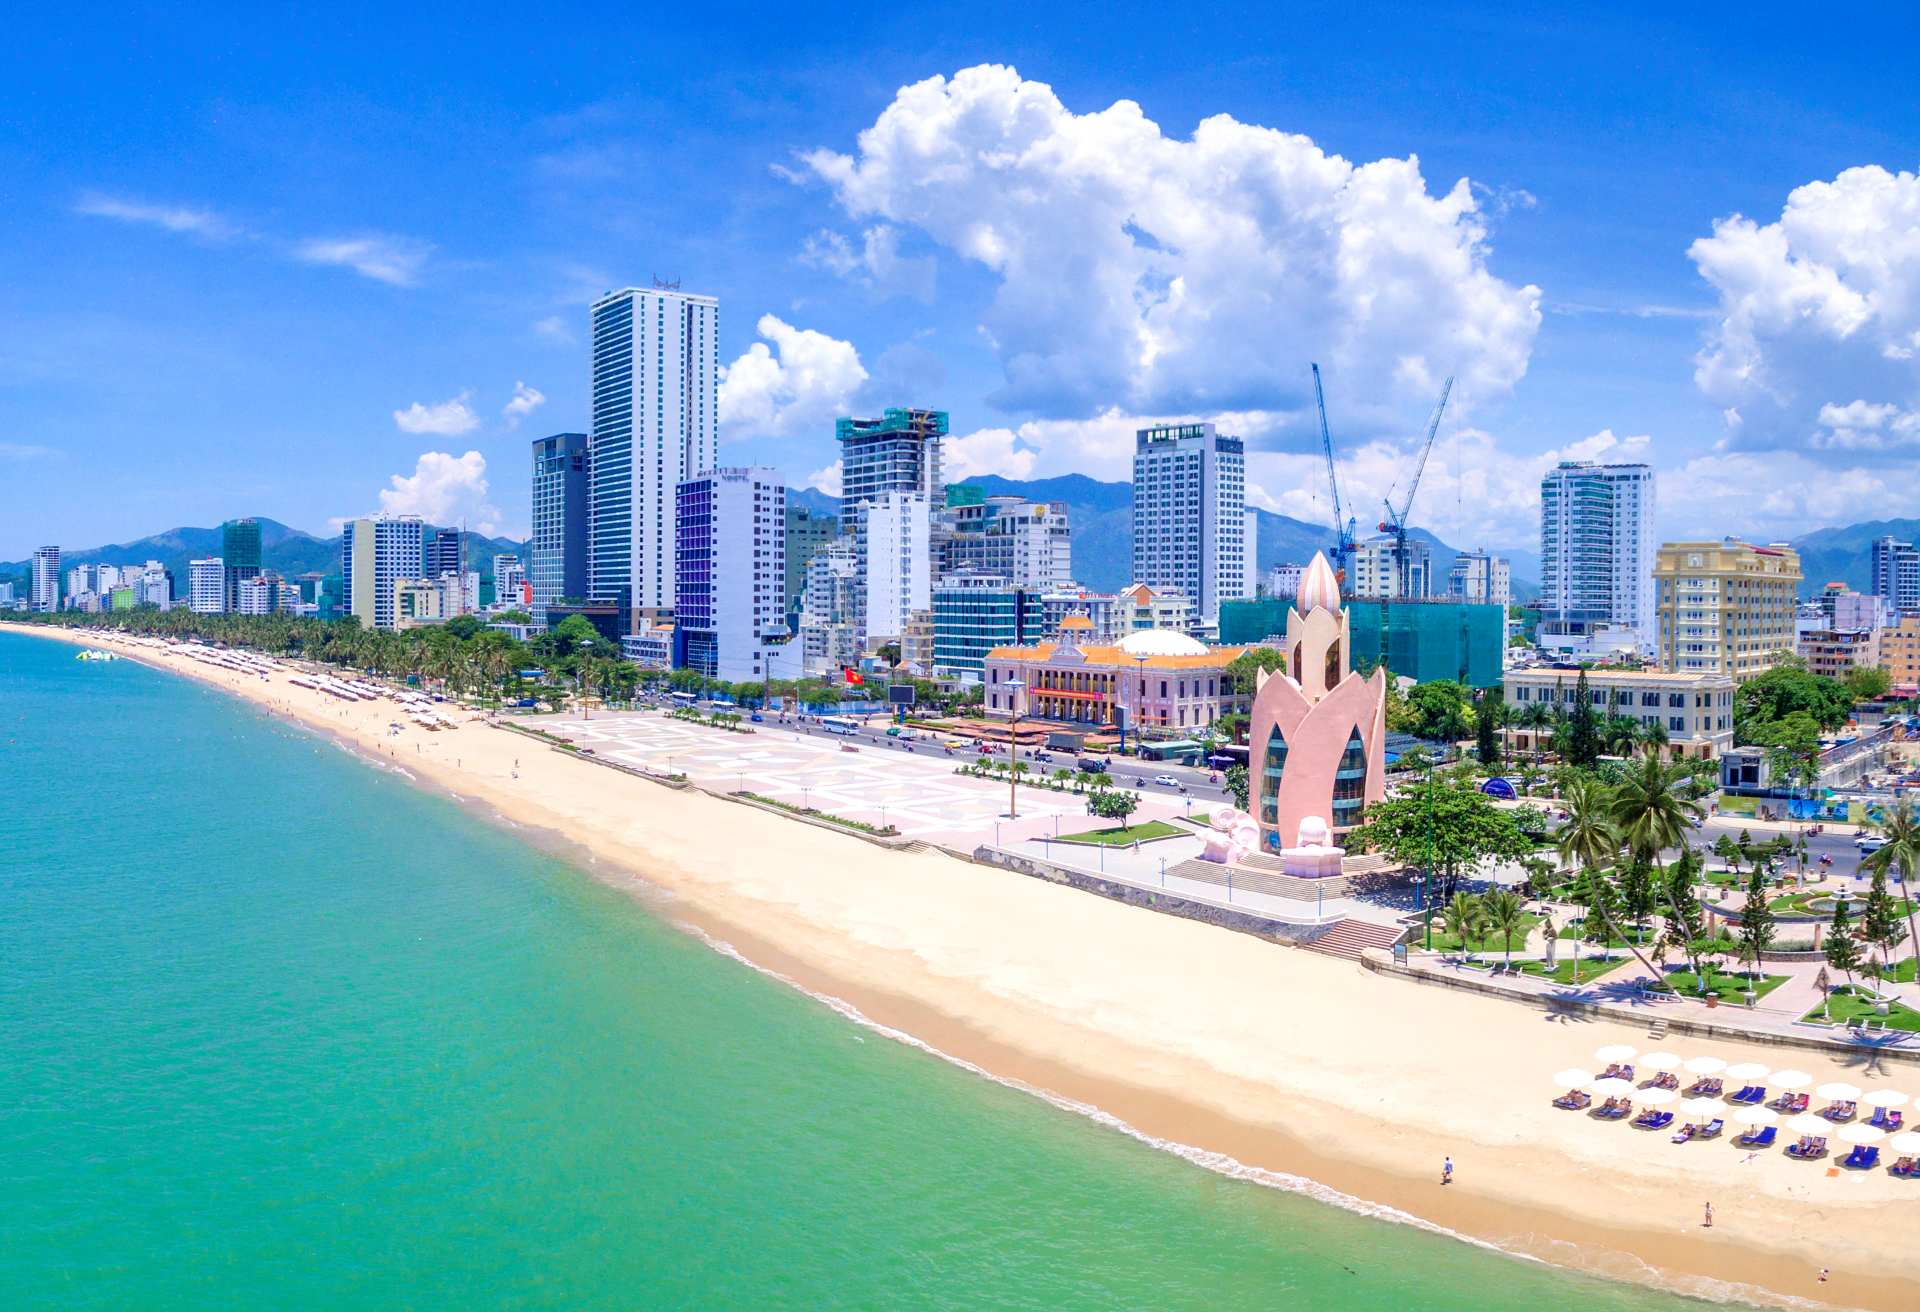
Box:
[10,279,1920,761]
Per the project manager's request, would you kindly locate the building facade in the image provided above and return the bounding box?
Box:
[1870,536,1920,614]
[931,574,1048,680]
[1878,616,1920,693]
[30,546,59,612]
[1130,421,1248,627]
[1539,460,1656,651]
[835,408,946,533]
[530,431,589,627]
[341,514,425,632]
[188,557,227,613]
[588,286,718,631]
[1797,628,1880,681]
[857,491,930,646]
[424,529,464,581]
[1654,538,1802,679]
[1345,533,1434,599]
[984,629,1249,737]
[671,467,799,683]
[1447,549,1512,607]
[784,505,837,613]
[221,517,262,611]
[493,555,526,609]
[1502,666,1736,759]
[800,536,860,676]
[936,491,1074,591]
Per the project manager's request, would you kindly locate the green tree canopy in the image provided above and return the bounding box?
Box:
[1842,665,1892,702]
[1734,664,1852,742]
[1345,773,1533,902]
[1402,679,1474,742]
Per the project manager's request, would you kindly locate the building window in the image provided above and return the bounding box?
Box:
[1260,724,1288,826]
[1331,728,1368,832]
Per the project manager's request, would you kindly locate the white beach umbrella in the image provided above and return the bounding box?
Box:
[1816,1081,1862,1101]
[1683,1055,1729,1075]
[1591,1077,1636,1098]
[1770,1069,1813,1090]
[1681,1096,1726,1117]
[1733,1106,1778,1127]
[1838,1123,1886,1145]
[1887,1130,1920,1152]
[1636,1088,1679,1107]
[1553,1067,1597,1088]
[1863,1089,1911,1108]
[1787,1112,1834,1136]
[1594,1043,1638,1063]
[1638,1051,1683,1072]
[1725,1062,1770,1081]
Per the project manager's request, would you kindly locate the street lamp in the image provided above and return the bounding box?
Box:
[1006,678,1027,820]
[1131,653,1150,762]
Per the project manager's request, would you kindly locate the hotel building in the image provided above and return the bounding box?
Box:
[835,408,946,533]
[1503,666,1736,759]
[530,431,589,627]
[1539,460,1656,651]
[188,557,227,614]
[30,546,59,612]
[1653,538,1802,679]
[672,467,798,683]
[1131,422,1248,627]
[341,513,425,632]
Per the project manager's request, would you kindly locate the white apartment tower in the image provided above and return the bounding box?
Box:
[188,558,227,614]
[859,491,931,646]
[1448,549,1512,607]
[1539,461,1656,651]
[1130,422,1247,627]
[341,514,425,632]
[31,546,61,612]
[588,285,718,633]
[672,467,799,682]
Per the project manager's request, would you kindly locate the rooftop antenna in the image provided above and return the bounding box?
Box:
[651,274,681,291]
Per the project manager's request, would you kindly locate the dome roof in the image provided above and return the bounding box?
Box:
[1116,628,1209,658]
[1296,550,1342,615]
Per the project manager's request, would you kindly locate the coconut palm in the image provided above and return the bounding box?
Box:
[1611,752,1709,991]
[1557,774,1668,981]
[1441,892,1487,961]
[1861,798,1920,973]
[1481,888,1528,970]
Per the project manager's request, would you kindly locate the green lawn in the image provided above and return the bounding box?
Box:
[1423,912,1544,955]
[1803,984,1920,1033]
[1769,890,1918,917]
[1518,955,1627,985]
[1649,968,1789,1004]
[1176,812,1213,827]
[1054,820,1186,847]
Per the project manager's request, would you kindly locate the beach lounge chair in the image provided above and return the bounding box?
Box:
[1730,1085,1764,1105]
[1685,1077,1724,1097]
[1594,1099,1632,1121]
[1631,1108,1668,1129]
[1842,1145,1880,1171]
[1820,1100,1857,1123]
[1734,1125,1778,1149]
[1867,1107,1904,1131]
[1697,1118,1725,1140]
[1670,1123,1697,1143]
[1891,1156,1918,1179]
[1768,1091,1807,1113]
[1648,1072,1680,1091]
[1552,1090,1592,1111]
[1785,1135,1829,1161]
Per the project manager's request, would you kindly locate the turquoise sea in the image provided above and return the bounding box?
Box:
[0,631,1718,1310]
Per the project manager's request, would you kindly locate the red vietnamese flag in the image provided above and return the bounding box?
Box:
[843,667,864,686]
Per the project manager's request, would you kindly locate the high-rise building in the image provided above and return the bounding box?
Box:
[671,467,799,682]
[931,573,1047,680]
[1447,549,1512,607]
[1346,533,1435,599]
[341,514,425,631]
[836,408,947,533]
[784,505,838,613]
[800,536,860,676]
[234,572,294,615]
[1878,616,1920,692]
[936,492,1073,590]
[188,558,227,613]
[493,555,526,609]
[588,286,719,632]
[31,546,60,612]
[857,491,930,646]
[1654,538,1802,679]
[67,564,96,600]
[1539,461,1656,651]
[530,431,589,627]
[137,564,172,610]
[1130,422,1247,627]
[1870,536,1920,614]
[221,518,262,610]
[424,529,464,580]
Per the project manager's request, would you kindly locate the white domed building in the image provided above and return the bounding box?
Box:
[983,618,1254,740]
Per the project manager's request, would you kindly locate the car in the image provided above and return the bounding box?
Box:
[1153,773,1179,787]
[1856,834,1889,852]
[886,726,903,737]
[749,713,763,722]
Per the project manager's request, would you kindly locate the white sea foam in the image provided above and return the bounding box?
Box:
[684,923,1841,1312]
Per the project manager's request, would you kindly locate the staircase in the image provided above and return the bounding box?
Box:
[1306,918,1406,961]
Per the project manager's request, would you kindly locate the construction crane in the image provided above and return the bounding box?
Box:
[1311,363,1357,568]
[1376,376,1454,598]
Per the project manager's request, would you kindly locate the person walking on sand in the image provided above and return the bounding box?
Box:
[1441,1156,1453,1185]
[1703,1201,1713,1228]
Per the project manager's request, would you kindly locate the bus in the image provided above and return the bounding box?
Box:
[821,716,861,736]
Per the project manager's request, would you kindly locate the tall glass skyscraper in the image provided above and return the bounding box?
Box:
[530,432,589,626]
[587,285,718,633]
[221,517,262,611]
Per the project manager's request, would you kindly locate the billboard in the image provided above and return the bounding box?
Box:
[887,683,916,707]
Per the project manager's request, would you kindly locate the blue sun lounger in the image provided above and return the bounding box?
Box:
[1734,1125,1777,1149]
[1842,1145,1880,1171]
[1729,1085,1765,1105]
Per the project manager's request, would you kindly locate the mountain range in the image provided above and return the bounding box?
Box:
[0,519,528,590]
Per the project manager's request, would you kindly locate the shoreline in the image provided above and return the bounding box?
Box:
[13,622,1914,1312]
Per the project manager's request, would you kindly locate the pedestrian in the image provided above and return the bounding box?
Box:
[1703,1201,1713,1228]
[1441,1156,1453,1185]
[1818,1267,1828,1284]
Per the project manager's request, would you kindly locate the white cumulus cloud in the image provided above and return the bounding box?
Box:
[718,314,869,440]
[1690,165,1920,458]
[393,391,480,436]
[803,65,1540,428]
[803,459,843,497]
[502,381,546,427]
[74,192,239,240]
[800,224,935,302]
[375,450,502,534]
[295,234,432,286]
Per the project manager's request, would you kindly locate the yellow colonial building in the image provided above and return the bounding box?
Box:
[1653,538,1801,680]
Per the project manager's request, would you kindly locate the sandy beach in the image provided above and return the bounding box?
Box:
[17,623,1918,1311]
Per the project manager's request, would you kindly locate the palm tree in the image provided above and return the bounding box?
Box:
[1482,888,1527,971]
[1442,892,1486,962]
[1520,702,1553,761]
[1610,752,1708,991]
[1558,775,1668,981]
[1861,798,1920,973]
[1640,719,1670,759]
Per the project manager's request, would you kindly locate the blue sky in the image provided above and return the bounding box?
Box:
[4,3,1918,558]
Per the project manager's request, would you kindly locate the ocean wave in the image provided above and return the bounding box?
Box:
[683,924,1841,1312]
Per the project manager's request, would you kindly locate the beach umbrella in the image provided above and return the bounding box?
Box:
[1552,1067,1596,1088]
[1733,1106,1778,1127]
[1887,1130,1920,1153]
[1816,1081,1862,1101]
[1681,1096,1725,1117]
[1838,1123,1886,1145]
[1638,1051,1683,1072]
[1682,1055,1728,1076]
[1863,1089,1911,1108]
[1786,1112,1833,1135]
[1724,1062,1770,1081]
[1636,1088,1678,1107]
[1594,1043,1638,1063]
[1770,1069,1813,1090]
[1591,1077,1635,1098]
